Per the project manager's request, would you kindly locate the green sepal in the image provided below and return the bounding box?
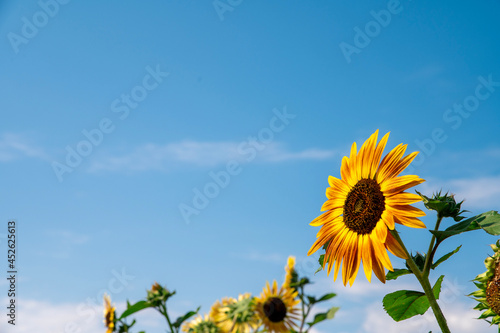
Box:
[479,309,496,319]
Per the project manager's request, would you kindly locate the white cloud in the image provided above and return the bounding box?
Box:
[0,132,47,162]
[0,298,169,333]
[35,230,90,259]
[359,299,495,333]
[88,141,336,172]
[230,250,285,264]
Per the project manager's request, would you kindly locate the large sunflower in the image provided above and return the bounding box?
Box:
[255,280,300,333]
[308,130,426,286]
[470,240,500,326]
[103,293,115,333]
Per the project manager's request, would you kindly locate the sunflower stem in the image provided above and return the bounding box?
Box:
[389,229,451,333]
[423,215,444,278]
[298,285,307,333]
[159,303,176,333]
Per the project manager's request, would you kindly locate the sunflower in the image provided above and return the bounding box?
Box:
[255,280,300,333]
[182,314,220,333]
[210,293,259,333]
[103,293,116,333]
[470,240,500,326]
[283,256,296,289]
[308,130,426,286]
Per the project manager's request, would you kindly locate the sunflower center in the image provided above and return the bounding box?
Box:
[263,297,287,323]
[487,279,500,315]
[343,178,385,234]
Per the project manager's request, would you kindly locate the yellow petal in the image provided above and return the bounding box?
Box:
[384,231,408,259]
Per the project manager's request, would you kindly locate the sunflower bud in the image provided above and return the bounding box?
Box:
[416,190,466,221]
[147,282,174,306]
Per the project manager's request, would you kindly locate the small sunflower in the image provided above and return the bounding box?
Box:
[103,293,116,333]
[308,130,426,286]
[283,256,296,289]
[470,240,500,326]
[255,280,300,333]
[210,294,259,333]
[182,314,220,333]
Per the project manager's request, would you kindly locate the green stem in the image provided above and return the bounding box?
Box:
[298,286,307,333]
[389,229,450,333]
[423,215,443,277]
[160,303,175,333]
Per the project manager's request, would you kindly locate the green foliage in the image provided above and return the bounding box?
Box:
[118,300,152,320]
[386,268,411,281]
[383,276,444,322]
[306,306,339,327]
[416,190,466,221]
[430,211,500,243]
[431,245,461,270]
[172,307,200,329]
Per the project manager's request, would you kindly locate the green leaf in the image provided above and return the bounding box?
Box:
[432,275,444,300]
[173,307,200,328]
[430,211,500,243]
[306,306,339,327]
[431,246,461,270]
[383,276,445,322]
[315,255,324,274]
[307,296,317,304]
[316,293,337,302]
[386,268,411,281]
[383,290,429,321]
[475,211,500,235]
[118,300,152,320]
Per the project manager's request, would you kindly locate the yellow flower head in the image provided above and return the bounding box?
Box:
[470,240,500,325]
[283,256,296,289]
[255,280,300,333]
[210,294,259,333]
[182,314,220,333]
[308,130,426,286]
[103,293,116,333]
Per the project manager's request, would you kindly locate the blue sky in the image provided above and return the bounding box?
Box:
[1,0,500,332]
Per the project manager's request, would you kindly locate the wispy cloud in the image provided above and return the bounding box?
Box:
[0,298,163,333]
[0,132,47,162]
[305,274,494,333]
[230,250,285,264]
[88,141,336,173]
[420,175,500,210]
[36,230,90,259]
